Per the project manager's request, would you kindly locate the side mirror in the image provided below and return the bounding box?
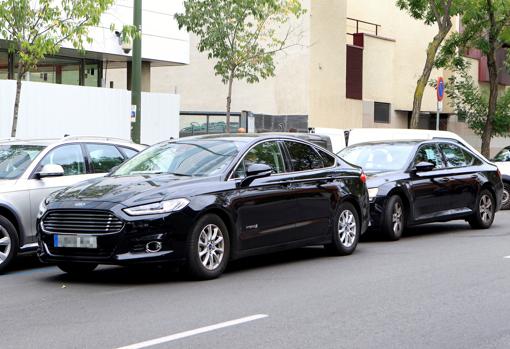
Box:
[37,164,65,179]
[240,164,272,187]
[414,161,435,173]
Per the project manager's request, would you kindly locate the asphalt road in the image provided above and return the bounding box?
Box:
[3,211,510,349]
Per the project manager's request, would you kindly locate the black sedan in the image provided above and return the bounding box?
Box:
[339,139,503,240]
[37,134,369,279]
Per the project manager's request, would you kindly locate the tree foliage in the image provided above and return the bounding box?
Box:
[437,0,510,156]
[396,0,462,129]
[175,0,305,131]
[446,64,510,138]
[0,0,115,137]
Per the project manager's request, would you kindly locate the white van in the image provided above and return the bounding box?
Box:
[310,127,487,161]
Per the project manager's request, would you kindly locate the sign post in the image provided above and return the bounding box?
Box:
[436,77,445,131]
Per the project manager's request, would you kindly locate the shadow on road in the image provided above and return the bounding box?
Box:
[6,254,51,274]
[361,221,474,242]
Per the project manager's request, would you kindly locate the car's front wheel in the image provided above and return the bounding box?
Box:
[0,215,19,275]
[57,263,98,274]
[381,195,405,241]
[469,189,496,229]
[186,214,230,280]
[325,202,360,256]
[502,183,510,210]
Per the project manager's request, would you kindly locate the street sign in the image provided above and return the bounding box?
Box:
[437,77,445,102]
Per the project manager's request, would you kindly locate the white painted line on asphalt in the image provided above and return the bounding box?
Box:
[504,255,510,259]
[115,314,269,349]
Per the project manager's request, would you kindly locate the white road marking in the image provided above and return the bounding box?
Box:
[115,314,269,349]
[504,256,510,259]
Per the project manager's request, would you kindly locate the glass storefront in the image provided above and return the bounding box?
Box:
[1,49,101,87]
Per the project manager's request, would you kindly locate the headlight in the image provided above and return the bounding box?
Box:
[37,198,48,219]
[367,188,379,199]
[123,198,190,216]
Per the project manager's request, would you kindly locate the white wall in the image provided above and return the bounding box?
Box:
[0,80,179,144]
[27,0,189,65]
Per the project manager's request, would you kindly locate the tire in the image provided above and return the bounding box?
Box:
[469,189,496,229]
[324,202,360,256]
[0,215,19,275]
[186,214,230,280]
[381,195,405,241]
[57,262,98,274]
[501,183,510,210]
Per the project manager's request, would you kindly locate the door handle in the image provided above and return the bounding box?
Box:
[471,175,478,179]
[439,177,450,183]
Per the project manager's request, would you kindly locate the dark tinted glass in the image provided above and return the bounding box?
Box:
[285,141,324,171]
[440,143,468,167]
[119,146,138,159]
[40,144,86,176]
[86,144,125,173]
[234,141,285,178]
[318,149,336,167]
[493,147,510,162]
[414,144,445,169]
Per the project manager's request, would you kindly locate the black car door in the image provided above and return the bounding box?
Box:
[230,140,298,251]
[408,143,452,220]
[282,141,335,241]
[438,142,480,212]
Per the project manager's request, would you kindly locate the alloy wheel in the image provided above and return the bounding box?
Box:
[392,202,403,234]
[198,224,225,271]
[338,210,357,248]
[0,226,11,265]
[502,189,509,208]
[479,194,493,224]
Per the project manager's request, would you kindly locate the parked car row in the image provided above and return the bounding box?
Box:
[0,130,504,280]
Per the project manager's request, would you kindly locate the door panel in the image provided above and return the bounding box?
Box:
[231,141,297,250]
[409,144,451,220]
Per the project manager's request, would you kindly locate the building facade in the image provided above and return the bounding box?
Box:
[153,0,509,154]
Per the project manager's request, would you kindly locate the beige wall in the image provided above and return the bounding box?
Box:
[150,1,311,115]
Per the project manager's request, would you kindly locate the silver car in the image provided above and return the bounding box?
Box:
[0,136,146,273]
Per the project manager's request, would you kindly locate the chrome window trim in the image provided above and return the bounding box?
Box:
[226,137,338,181]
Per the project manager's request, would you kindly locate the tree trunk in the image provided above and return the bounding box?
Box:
[410,27,451,129]
[481,0,498,158]
[225,70,234,134]
[11,61,24,138]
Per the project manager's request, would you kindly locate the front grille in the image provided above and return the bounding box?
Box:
[42,210,124,234]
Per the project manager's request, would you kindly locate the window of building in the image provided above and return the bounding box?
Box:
[374,102,390,123]
[0,51,8,80]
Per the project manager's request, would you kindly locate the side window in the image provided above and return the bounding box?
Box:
[440,143,467,168]
[414,144,445,169]
[462,149,481,166]
[119,146,138,159]
[285,141,324,171]
[234,141,285,178]
[39,144,86,176]
[86,144,125,173]
[317,149,336,167]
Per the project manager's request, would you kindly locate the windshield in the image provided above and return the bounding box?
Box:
[493,147,510,162]
[114,139,245,177]
[338,143,415,173]
[0,145,45,179]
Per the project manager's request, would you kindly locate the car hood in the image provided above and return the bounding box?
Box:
[53,174,222,206]
[365,171,403,188]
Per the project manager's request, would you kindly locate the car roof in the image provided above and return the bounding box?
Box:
[0,136,143,149]
[178,133,318,143]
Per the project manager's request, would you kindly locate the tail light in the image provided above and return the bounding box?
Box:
[360,172,367,184]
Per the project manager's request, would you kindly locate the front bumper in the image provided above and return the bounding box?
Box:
[37,202,195,265]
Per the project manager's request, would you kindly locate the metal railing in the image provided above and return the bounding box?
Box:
[347,17,381,36]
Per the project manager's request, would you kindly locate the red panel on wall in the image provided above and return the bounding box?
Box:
[346,45,363,100]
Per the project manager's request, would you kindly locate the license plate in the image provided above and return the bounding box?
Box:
[54,235,97,249]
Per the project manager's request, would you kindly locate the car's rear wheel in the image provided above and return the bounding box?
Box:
[186,214,230,280]
[382,195,405,241]
[57,262,98,274]
[0,215,19,275]
[502,183,510,210]
[469,189,495,229]
[325,202,360,256]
